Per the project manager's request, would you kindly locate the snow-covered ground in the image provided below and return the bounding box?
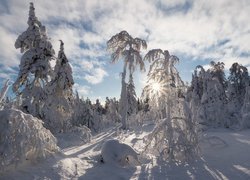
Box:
[1,124,250,180]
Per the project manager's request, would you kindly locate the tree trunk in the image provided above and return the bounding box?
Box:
[120,64,128,129]
[166,95,174,160]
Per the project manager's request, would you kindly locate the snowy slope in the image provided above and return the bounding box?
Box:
[1,124,250,180]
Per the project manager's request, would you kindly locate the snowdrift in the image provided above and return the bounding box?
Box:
[0,108,59,172]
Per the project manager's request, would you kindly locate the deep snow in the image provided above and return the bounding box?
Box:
[1,124,250,180]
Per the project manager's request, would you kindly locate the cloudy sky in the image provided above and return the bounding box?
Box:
[0,0,250,102]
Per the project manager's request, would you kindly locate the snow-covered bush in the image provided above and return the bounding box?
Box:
[101,139,140,167]
[0,108,59,172]
[70,125,92,142]
[55,125,92,148]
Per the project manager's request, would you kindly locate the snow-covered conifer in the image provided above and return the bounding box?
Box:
[198,63,227,127]
[103,98,121,128]
[226,63,249,127]
[92,99,104,131]
[42,40,74,132]
[127,74,138,116]
[72,91,86,125]
[12,2,55,117]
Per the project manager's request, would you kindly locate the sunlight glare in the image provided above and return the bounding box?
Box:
[152,82,161,93]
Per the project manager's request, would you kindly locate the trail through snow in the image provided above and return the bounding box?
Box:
[1,125,250,180]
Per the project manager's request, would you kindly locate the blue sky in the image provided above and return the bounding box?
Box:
[0,0,250,103]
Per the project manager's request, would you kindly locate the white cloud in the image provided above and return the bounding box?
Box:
[0,72,11,80]
[0,0,250,99]
[73,83,91,96]
[84,68,108,84]
[0,27,19,67]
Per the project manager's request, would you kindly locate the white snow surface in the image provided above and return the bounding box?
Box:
[1,124,250,180]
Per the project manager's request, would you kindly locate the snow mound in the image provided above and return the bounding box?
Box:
[0,108,59,172]
[56,125,92,148]
[101,139,140,167]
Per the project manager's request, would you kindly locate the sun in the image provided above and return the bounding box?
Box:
[151,82,161,93]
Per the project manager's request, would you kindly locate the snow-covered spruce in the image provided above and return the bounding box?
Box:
[13,2,55,118]
[101,139,140,166]
[127,74,138,116]
[0,109,59,172]
[227,63,249,127]
[42,40,74,133]
[197,64,227,128]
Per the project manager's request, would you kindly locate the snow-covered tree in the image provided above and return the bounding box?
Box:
[187,62,228,129]
[42,40,74,133]
[143,92,199,162]
[227,63,249,127]
[143,102,199,162]
[142,49,199,162]
[72,91,84,124]
[107,30,147,129]
[73,94,101,132]
[103,98,121,128]
[127,74,138,116]
[209,61,226,88]
[201,75,227,127]
[142,49,184,118]
[12,2,55,117]
[92,99,104,131]
[75,98,93,128]
[0,79,10,109]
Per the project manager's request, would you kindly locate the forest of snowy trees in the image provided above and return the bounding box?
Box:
[0,2,250,174]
